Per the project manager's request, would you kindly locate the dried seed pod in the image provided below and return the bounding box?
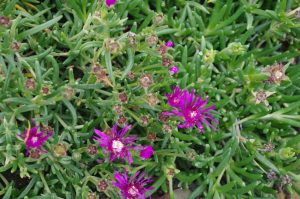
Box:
[11,42,21,51]
[87,145,98,155]
[153,13,164,25]
[140,115,150,126]
[127,71,135,81]
[63,86,75,100]
[25,79,36,90]
[53,144,67,157]
[140,74,153,88]
[162,56,172,67]
[118,92,128,103]
[105,39,121,54]
[147,132,156,142]
[97,179,109,192]
[147,93,159,107]
[0,16,11,26]
[146,34,158,46]
[113,105,123,115]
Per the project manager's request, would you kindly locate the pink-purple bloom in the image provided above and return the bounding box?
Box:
[105,0,117,7]
[140,146,154,159]
[163,87,218,131]
[112,169,153,199]
[165,41,174,48]
[19,126,53,155]
[94,124,141,164]
[169,66,178,75]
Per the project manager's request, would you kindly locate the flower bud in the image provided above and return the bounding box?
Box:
[140,74,153,88]
[169,66,178,75]
[53,144,67,157]
[203,49,217,64]
[146,34,158,46]
[279,147,295,160]
[153,13,164,25]
[72,151,82,161]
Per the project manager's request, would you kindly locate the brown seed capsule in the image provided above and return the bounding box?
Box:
[118,92,128,103]
[53,144,67,157]
[147,93,159,107]
[113,105,123,115]
[105,39,121,54]
[147,132,156,142]
[0,16,11,26]
[63,86,75,100]
[97,179,109,192]
[146,34,158,46]
[162,56,172,67]
[140,74,153,88]
[87,145,98,155]
[25,79,36,90]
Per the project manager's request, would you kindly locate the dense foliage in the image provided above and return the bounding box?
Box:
[0,0,300,198]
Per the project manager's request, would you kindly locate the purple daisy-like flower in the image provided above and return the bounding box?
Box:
[140,146,154,159]
[105,0,117,7]
[169,66,178,75]
[165,41,174,48]
[163,87,218,132]
[19,126,53,155]
[94,124,139,164]
[112,169,153,199]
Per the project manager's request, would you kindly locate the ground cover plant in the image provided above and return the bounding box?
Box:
[0,0,300,198]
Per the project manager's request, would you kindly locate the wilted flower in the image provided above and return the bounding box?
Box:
[145,95,158,108]
[264,63,287,84]
[165,41,174,48]
[281,175,292,186]
[127,71,135,80]
[140,74,153,88]
[87,145,98,155]
[19,126,53,155]
[29,148,42,159]
[163,87,218,131]
[169,66,178,75]
[112,169,153,199]
[87,193,97,199]
[41,86,50,95]
[113,105,123,115]
[11,42,21,51]
[146,34,158,46]
[118,115,127,125]
[253,90,274,106]
[147,132,156,142]
[162,57,172,67]
[140,146,154,159]
[98,179,109,192]
[0,16,11,26]
[162,124,173,134]
[261,143,275,152]
[164,165,180,179]
[105,39,121,54]
[158,112,169,122]
[94,124,138,164]
[158,45,167,55]
[63,86,75,100]
[127,32,136,46]
[118,92,128,103]
[267,170,277,180]
[25,78,36,90]
[105,0,117,7]
[140,115,150,126]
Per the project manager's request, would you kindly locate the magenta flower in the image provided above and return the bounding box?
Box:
[105,0,117,7]
[165,41,174,48]
[94,124,139,164]
[140,146,154,159]
[163,87,218,132]
[169,66,178,75]
[112,169,153,199]
[19,126,53,155]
